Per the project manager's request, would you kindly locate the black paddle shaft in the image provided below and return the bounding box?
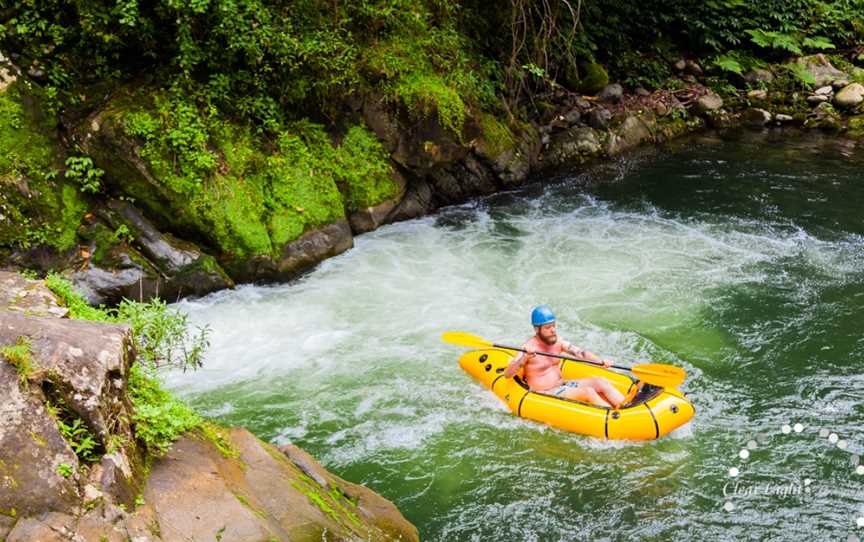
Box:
[492,343,630,372]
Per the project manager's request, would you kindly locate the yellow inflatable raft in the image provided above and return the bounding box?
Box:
[459,348,695,440]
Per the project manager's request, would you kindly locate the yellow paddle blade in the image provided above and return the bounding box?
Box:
[631,363,686,388]
[441,331,494,349]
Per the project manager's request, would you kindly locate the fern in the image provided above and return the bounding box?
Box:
[712,55,744,76]
[802,36,835,50]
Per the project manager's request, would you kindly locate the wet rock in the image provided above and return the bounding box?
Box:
[606,114,654,155]
[833,83,864,109]
[598,83,624,104]
[586,107,612,129]
[788,54,847,87]
[805,102,842,131]
[807,94,830,104]
[543,127,603,169]
[747,89,768,100]
[742,108,772,128]
[0,271,68,317]
[272,220,353,279]
[694,92,723,115]
[744,68,774,84]
[386,178,434,223]
[775,114,794,123]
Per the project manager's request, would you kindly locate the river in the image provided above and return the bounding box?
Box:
[167,130,864,541]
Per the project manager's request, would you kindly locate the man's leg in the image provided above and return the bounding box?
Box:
[561,381,614,408]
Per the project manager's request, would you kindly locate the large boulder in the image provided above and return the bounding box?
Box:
[578,62,610,95]
[606,114,655,155]
[0,271,68,317]
[788,54,847,87]
[833,83,864,109]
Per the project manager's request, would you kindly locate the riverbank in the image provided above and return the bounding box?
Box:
[2,52,863,304]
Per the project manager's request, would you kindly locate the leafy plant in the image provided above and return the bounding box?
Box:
[56,463,73,478]
[64,156,104,194]
[1,336,33,388]
[712,55,744,76]
[127,364,201,455]
[55,416,101,463]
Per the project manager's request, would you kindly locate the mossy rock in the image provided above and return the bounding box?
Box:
[847,115,864,138]
[0,81,87,254]
[579,62,610,95]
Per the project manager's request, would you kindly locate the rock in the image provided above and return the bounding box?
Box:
[847,115,864,138]
[742,108,772,128]
[586,107,612,129]
[682,74,697,84]
[272,220,353,279]
[833,83,864,109]
[606,114,654,155]
[427,154,498,205]
[673,59,687,72]
[143,428,419,542]
[744,69,774,84]
[543,127,603,169]
[383,178,434,223]
[788,54,847,87]
[747,89,768,100]
[832,79,850,90]
[578,62,609,94]
[348,169,406,234]
[694,93,724,115]
[564,109,581,125]
[573,97,592,110]
[100,199,233,297]
[814,85,833,96]
[775,114,794,123]
[807,94,830,104]
[684,60,703,77]
[0,271,68,317]
[805,101,842,131]
[635,87,651,97]
[598,83,624,104]
[654,102,669,116]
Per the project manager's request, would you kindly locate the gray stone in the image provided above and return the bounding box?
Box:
[807,94,830,104]
[598,83,624,104]
[635,87,651,97]
[775,114,794,123]
[788,54,847,87]
[606,115,653,155]
[747,89,768,100]
[744,69,774,84]
[274,220,353,278]
[694,93,724,115]
[742,108,772,128]
[348,169,406,234]
[682,74,697,84]
[573,97,592,110]
[805,101,842,131]
[684,60,703,76]
[832,79,850,90]
[673,59,687,72]
[0,271,68,318]
[814,85,833,96]
[586,107,612,129]
[564,109,581,125]
[833,83,864,109]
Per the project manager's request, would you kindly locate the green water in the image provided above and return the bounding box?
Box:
[169,130,864,541]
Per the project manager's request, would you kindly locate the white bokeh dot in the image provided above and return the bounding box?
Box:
[819,428,830,438]
[782,424,792,434]
[857,517,864,528]
[729,467,740,477]
[829,433,839,444]
[739,449,750,460]
[856,465,864,476]
[747,440,758,450]
[838,440,848,450]
[793,423,804,433]
[724,501,735,512]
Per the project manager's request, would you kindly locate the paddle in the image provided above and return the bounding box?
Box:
[441,331,686,388]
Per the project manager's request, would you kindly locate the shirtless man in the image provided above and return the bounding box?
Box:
[504,305,626,409]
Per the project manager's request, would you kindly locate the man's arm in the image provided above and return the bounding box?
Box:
[504,344,535,377]
[562,340,612,368]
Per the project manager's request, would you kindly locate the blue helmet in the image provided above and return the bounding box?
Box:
[531,305,556,326]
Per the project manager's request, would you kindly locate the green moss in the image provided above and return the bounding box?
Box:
[848,115,864,138]
[336,125,399,211]
[478,113,517,159]
[233,492,266,519]
[1,336,33,388]
[0,82,86,252]
[198,422,240,459]
[579,62,610,94]
[392,72,466,135]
